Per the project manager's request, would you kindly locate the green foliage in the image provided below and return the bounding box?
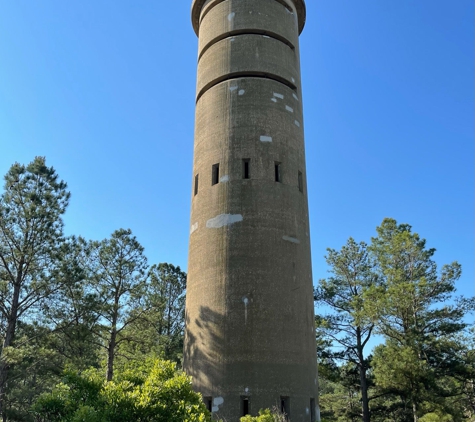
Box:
[86,229,148,381]
[33,359,211,422]
[315,238,378,421]
[368,218,472,420]
[0,157,71,418]
[317,219,474,422]
[116,263,187,366]
[240,407,287,422]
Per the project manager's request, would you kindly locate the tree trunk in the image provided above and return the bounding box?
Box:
[0,280,22,418]
[412,400,418,422]
[106,327,116,382]
[106,301,119,381]
[356,327,371,422]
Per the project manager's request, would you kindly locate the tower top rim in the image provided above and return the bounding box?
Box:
[191,0,306,36]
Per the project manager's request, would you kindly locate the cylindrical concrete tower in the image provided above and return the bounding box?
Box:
[184,1,318,421]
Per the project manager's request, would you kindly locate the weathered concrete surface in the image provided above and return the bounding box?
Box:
[184,1,318,421]
[192,0,307,36]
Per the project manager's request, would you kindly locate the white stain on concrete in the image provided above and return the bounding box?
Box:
[263,35,270,38]
[260,135,272,142]
[294,120,300,127]
[214,397,224,406]
[292,93,299,101]
[285,105,294,113]
[212,396,224,412]
[273,93,284,99]
[306,408,310,415]
[271,98,277,103]
[207,214,243,229]
[190,222,199,235]
[229,86,238,92]
[306,232,309,237]
[283,235,300,244]
[245,387,249,393]
[230,37,236,42]
[227,12,235,21]
[291,77,296,83]
[220,175,229,183]
[238,89,245,96]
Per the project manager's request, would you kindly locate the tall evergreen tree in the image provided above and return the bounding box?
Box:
[0,157,70,419]
[146,263,186,360]
[315,238,378,422]
[368,218,473,422]
[87,229,148,381]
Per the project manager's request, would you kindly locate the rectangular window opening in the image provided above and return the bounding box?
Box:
[212,163,220,186]
[280,396,290,420]
[203,396,212,413]
[242,159,250,179]
[275,162,281,183]
[194,174,199,196]
[241,396,250,416]
[298,171,303,192]
[310,398,316,422]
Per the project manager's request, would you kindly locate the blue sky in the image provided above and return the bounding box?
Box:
[1,1,473,309]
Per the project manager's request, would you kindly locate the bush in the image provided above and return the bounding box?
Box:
[33,359,211,422]
[240,407,288,422]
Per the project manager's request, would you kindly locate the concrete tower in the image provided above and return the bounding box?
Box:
[184,0,318,421]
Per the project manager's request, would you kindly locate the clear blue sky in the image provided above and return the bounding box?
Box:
[1,1,473,305]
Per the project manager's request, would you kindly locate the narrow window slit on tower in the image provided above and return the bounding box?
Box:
[203,397,212,413]
[194,174,199,196]
[275,162,282,182]
[280,396,290,419]
[242,159,250,179]
[212,163,220,185]
[241,396,250,416]
[298,171,303,192]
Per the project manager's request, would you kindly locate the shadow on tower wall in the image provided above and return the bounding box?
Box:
[184,304,225,393]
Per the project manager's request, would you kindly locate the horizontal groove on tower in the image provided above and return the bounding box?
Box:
[198,30,295,61]
[199,0,294,28]
[196,73,298,103]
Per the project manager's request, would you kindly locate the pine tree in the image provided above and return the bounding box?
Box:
[0,157,70,418]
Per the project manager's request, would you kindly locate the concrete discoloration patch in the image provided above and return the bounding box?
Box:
[229,86,238,92]
[273,93,284,99]
[271,98,277,103]
[220,175,230,183]
[283,235,300,244]
[207,214,243,228]
[294,120,300,127]
[285,105,294,113]
[227,12,235,21]
[190,222,199,235]
[212,396,224,412]
[238,89,245,96]
[292,93,299,101]
[260,135,272,142]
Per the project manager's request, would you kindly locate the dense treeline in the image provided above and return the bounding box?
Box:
[1,158,473,422]
[0,158,190,421]
[315,221,475,422]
